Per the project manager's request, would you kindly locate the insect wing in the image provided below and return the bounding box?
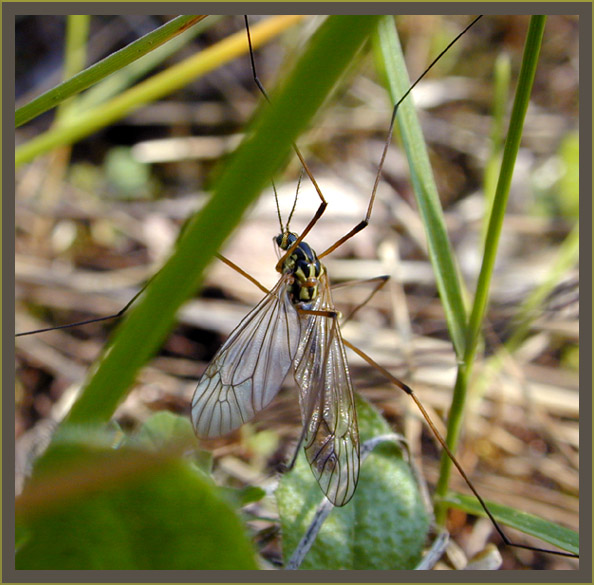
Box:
[293,273,360,506]
[192,275,300,438]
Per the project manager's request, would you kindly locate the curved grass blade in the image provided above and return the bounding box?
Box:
[373,15,469,359]
[74,17,223,114]
[15,15,305,167]
[15,15,208,127]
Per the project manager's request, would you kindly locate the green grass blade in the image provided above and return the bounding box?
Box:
[435,16,548,523]
[482,52,511,242]
[15,16,305,168]
[63,16,90,79]
[466,16,547,356]
[54,16,90,126]
[73,17,221,114]
[15,15,206,127]
[442,492,579,556]
[56,15,383,427]
[373,16,468,358]
[503,222,578,353]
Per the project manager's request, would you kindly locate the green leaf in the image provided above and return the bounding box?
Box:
[16,440,258,569]
[276,396,430,569]
[442,492,579,557]
[220,485,267,509]
[131,411,197,450]
[104,146,153,199]
[129,413,216,477]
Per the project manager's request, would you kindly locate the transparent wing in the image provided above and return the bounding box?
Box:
[293,272,360,506]
[192,275,300,438]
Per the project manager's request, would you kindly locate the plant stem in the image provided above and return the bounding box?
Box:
[434,15,547,525]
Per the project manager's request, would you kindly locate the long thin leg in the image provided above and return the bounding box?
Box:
[246,16,485,268]
[244,15,327,271]
[16,252,270,338]
[285,422,309,472]
[342,337,578,559]
[318,15,484,260]
[15,273,157,337]
[331,275,390,325]
[214,253,269,295]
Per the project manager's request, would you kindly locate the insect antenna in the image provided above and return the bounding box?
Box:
[272,179,285,234]
[284,169,303,233]
[272,169,303,236]
[245,15,327,270]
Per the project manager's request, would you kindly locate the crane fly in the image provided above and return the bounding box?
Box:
[189,14,579,561]
[15,15,579,566]
[190,13,486,508]
[192,211,360,505]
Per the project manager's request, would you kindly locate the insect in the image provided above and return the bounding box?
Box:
[192,194,361,505]
[15,15,579,568]
[189,17,483,509]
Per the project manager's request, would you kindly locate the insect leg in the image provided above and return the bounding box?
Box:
[318,16,483,260]
[331,275,390,326]
[16,251,272,339]
[284,422,309,472]
[244,15,327,270]
[16,272,157,337]
[215,253,270,295]
[342,338,579,559]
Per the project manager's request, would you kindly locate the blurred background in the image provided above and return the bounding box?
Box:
[15,14,579,569]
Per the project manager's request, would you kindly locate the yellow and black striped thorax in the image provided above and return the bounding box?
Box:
[276,232,323,306]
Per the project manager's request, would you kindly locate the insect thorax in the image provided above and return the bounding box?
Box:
[276,232,323,305]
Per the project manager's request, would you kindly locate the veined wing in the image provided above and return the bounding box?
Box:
[192,275,300,438]
[293,272,360,506]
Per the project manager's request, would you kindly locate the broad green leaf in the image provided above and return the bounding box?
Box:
[276,396,430,569]
[16,440,258,569]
